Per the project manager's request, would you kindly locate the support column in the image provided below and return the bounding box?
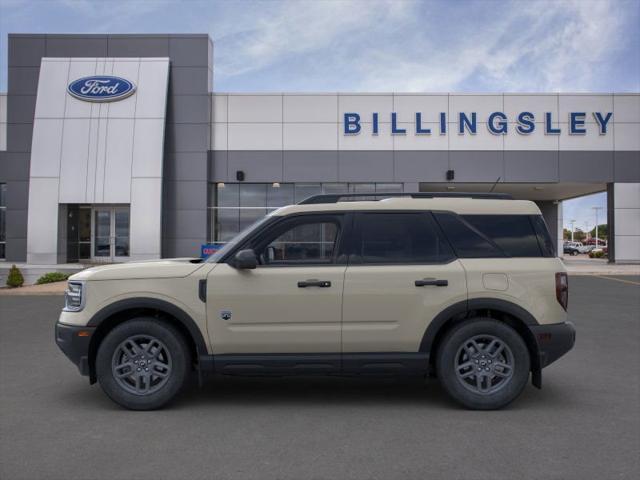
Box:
[610,183,640,264]
[535,200,563,257]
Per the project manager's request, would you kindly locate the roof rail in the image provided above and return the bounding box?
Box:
[298,192,513,204]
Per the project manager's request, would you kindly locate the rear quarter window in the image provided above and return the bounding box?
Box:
[462,215,543,257]
[433,212,504,258]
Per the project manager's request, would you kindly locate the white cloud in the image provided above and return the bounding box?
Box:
[212,0,636,92]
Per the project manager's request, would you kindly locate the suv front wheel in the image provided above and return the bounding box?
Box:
[436,319,530,410]
[96,318,190,410]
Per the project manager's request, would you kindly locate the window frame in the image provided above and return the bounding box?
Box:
[222,212,350,268]
[348,211,457,266]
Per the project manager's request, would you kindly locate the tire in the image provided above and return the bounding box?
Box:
[572,250,579,256]
[96,318,190,410]
[436,318,530,410]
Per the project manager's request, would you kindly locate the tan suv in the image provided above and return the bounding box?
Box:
[55,193,575,410]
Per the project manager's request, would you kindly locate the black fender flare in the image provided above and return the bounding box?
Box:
[87,297,208,356]
[420,297,539,353]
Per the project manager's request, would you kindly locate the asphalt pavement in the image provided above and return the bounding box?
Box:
[1,275,639,480]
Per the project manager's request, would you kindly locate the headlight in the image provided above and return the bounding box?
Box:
[64,281,85,312]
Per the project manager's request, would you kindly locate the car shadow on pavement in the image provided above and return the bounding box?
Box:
[53,374,577,412]
[170,374,577,411]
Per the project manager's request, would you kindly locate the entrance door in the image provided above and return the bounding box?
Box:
[92,206,130,262]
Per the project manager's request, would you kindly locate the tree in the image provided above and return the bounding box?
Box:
[572,228,586,242]
[6,264,24,288]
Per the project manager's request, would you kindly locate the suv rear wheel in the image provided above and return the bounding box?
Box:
[436,319,530,410]
[96,318,190,410]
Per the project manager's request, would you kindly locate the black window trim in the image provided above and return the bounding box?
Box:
[348,211,457,266]
[529,214,556,258]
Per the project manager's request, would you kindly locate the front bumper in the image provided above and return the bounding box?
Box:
[529,321,576,368]
[55,322,95,376]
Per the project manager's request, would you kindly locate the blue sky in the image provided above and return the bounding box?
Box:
[1,0,638,227]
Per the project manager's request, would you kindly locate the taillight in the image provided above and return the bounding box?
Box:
[555,272,569,311]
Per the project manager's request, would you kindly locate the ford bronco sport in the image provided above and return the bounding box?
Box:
[56,193,575,410]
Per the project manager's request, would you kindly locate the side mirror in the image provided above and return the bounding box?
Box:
[232,249,257,269]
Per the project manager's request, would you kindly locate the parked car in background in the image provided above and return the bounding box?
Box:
[563,242,581,256]
[578,244,595,254]
[584,238,607,246]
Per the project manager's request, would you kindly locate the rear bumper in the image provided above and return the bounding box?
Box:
[55,322,94,376]
[529,321,576,368]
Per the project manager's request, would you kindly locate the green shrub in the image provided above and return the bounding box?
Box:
[6,265,24,288]
[589,250,606,259]
[36,272,72,285]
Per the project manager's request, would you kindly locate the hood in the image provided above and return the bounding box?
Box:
[70,258,205,281]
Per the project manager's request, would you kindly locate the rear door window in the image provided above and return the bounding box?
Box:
[352,212,454,264]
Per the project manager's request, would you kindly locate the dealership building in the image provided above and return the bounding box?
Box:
[0,33,638,265]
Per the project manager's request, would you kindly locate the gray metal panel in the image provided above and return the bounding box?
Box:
[6,124,33,153]
[163,180,208,210]
[0,153,30,181]
[504,151,559,182]
[169,37,211,67]
[165,124,209,153]
[5,180,29,209]
[449,151,504,183]
[167,95,210,124]
[163,209,208,239]
[165,152,209,181]
[614,151,640,182]
[283,151,338,182]
[6,208,28,239]
[163,237,203,258]
[607,183,615,262]
[45,35,108,57]
[228,151,284,182]
[6,95,36,124]
[559,151,614,182]
[107,35,170,57]
[7,67,40,95]
[338,151,394,182]
[394,151,449,182]
[208,151,228,182]
[5,236,27,262]
[169,67,210,95]
[8,35,45,67]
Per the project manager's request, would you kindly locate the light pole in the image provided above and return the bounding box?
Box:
[570,219,576,242]
[592,206,603,247]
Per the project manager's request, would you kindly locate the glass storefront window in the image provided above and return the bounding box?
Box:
[208,182,404,243]
[294,183,322,203]
[267,183,294,209]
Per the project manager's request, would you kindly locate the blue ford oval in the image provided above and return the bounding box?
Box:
[67,76,136,102]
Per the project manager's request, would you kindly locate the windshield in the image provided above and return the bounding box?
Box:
[206,215,271,263]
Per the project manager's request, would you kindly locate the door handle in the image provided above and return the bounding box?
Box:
[415,278,448,287]
[298,279,332,288]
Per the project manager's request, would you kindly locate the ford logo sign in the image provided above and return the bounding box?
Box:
[67,76,136,102]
